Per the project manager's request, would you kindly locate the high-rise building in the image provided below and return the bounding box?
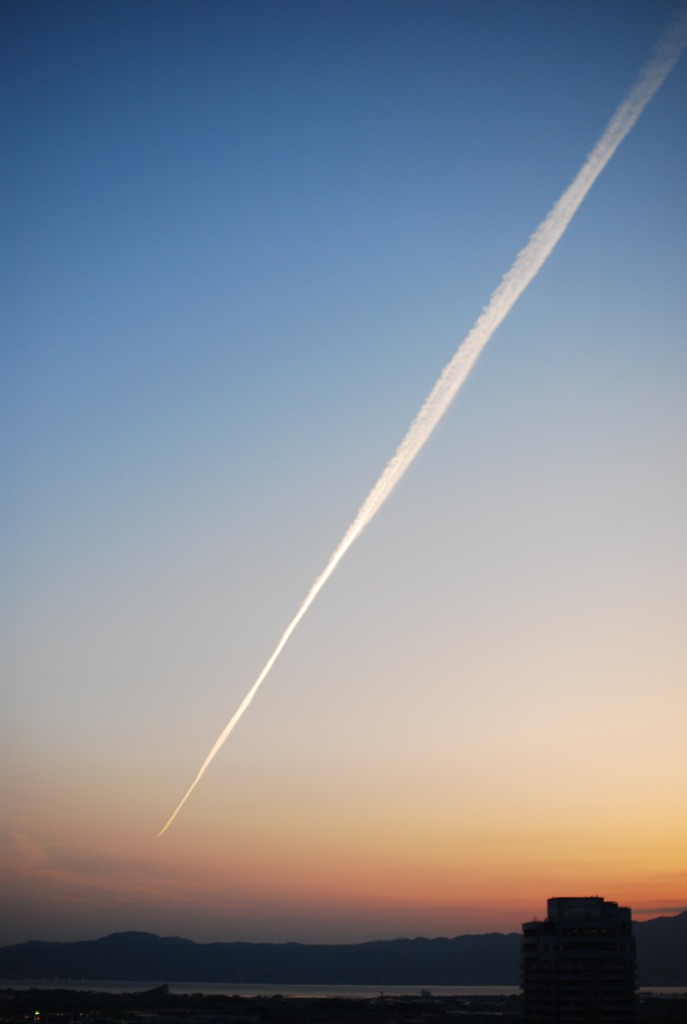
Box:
[521,896,637,1023]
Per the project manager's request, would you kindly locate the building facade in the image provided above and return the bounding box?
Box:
[522,896,637,1023]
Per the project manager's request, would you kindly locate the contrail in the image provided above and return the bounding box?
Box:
[158,11,687,837]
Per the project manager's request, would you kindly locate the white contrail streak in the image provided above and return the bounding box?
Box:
[158,12,687,837]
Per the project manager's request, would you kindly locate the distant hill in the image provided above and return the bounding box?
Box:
[0,912,685,986]
[0,931,520,985]
[633,911,687,986]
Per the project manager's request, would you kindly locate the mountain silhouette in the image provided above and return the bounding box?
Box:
[0,912,685,986]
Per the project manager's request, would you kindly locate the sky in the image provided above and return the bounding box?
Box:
[2,0,686,948]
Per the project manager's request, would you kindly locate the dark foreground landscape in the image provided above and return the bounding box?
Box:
[1,985,687,1024]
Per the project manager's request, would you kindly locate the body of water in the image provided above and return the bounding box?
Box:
[1,981,686,998]
[1,981,518,998]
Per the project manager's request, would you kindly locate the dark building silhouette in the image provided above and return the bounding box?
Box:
[521,896,637,1023]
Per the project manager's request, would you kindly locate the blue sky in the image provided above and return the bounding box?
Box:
[2,0,686,946]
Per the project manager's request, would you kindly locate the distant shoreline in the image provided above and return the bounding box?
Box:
[1,981,520,997]
[2,981,687,997]
[2,983,686,1024]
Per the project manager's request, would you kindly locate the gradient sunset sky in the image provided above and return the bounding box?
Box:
[3,0,686,947]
